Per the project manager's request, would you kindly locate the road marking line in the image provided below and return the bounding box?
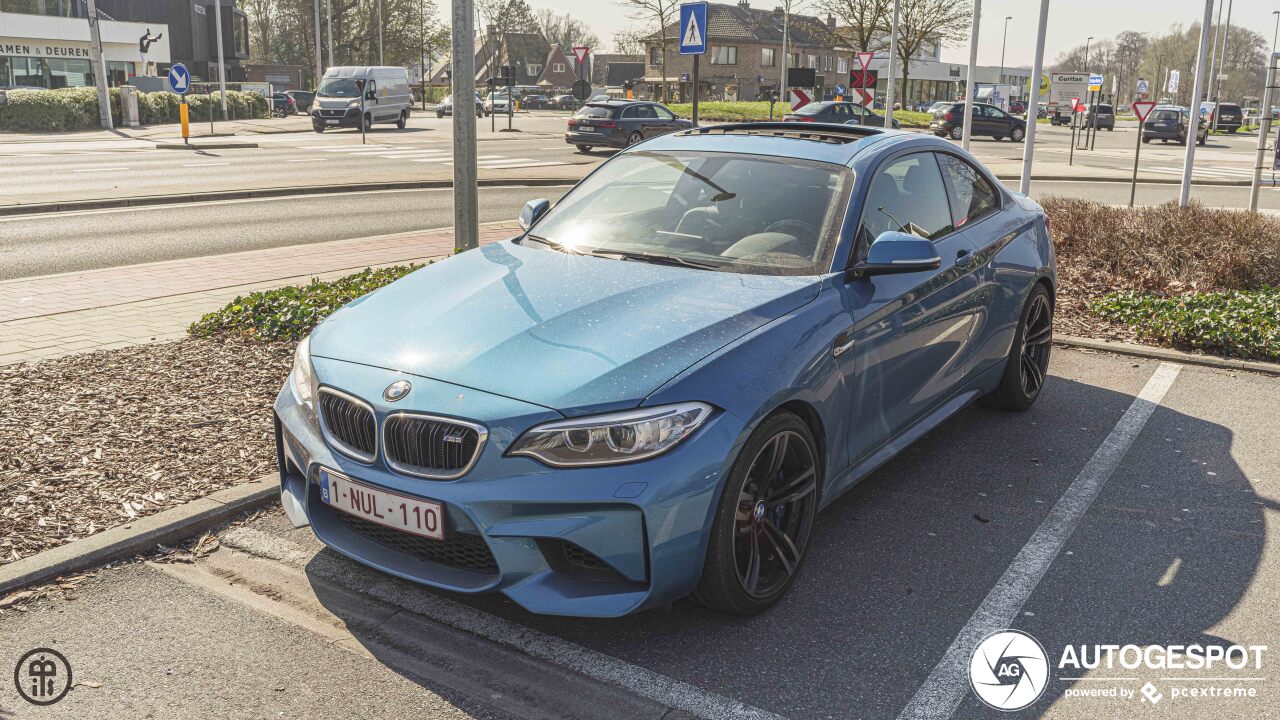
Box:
[216,527,784,720]
[182,162,230,167]
[71,167,130,172]
[896,362,1182,720]
[478,160,569,169]
[374,150,450,158]
[284,158,327,163]
[430,155,505,163]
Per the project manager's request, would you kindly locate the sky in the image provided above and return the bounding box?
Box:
[494,0,1280,66]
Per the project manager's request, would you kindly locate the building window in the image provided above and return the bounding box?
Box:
[806,54,817,69]
[761,48,775,68]
[710,46,737,65]
[554,62,565,73]
[649,46,663,66]
[837,57,848,74]
[107,61,136,87]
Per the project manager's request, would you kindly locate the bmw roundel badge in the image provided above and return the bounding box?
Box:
[383,380,412,402]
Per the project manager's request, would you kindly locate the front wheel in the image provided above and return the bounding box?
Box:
[1010,126,1025,142]
[981,284,1053,411]
[313,125,325,133]
[693,412,820,615]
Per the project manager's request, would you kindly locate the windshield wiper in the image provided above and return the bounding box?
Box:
[587,249,724,270]
[523,234,581,254]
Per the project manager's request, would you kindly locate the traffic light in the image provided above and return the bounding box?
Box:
[486,77,496,90]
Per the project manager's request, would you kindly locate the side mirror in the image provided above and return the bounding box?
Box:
[365,90,376,101]
[848,231,942,278]
[519,198,551,230]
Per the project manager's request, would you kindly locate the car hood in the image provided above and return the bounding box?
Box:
[314,97,357,109]
[310,240,820,413]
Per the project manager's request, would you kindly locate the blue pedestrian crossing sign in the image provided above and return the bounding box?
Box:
[168,63,191,94]
[679,2,708,55]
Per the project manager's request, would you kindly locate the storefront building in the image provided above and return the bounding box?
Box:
[0,7,171,88]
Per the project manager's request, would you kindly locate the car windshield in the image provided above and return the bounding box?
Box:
[317,78,360,98]
[523,151,851,276]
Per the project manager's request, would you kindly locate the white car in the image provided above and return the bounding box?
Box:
[485,93,511,114]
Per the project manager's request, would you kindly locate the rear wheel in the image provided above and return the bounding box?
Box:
[981,284,1053,411]
[396,110,408,129]
[693,412,820,615]
[575,145,593,153]
[362,113,372,132]
[627,130,644,146]
[949,125,963,141]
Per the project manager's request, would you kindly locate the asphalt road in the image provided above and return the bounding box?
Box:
[2,348,1276,719]
[0,186,571,280]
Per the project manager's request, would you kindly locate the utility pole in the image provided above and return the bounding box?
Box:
[885,0,899,126]
[1205,0,1222,104]
[999,16,1011,86]
[1248,52,1278,212]
[85,0,113,129]
[327,0,335,67]
[313,0,323,88]
[215,0,228,121]
[1212,0,1232,130]
[780,5,790,110]
[962,0,981,150]
[378,0,385,65]
[1180,0,1215,207]
[1019,0,1049,197]
[452,0,479,252]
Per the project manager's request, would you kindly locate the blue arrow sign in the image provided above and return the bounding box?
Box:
[835,84,847,95]
[168,63,191,94]
[679,2,708,55]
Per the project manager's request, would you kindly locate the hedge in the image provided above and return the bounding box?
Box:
[0,87,268,132]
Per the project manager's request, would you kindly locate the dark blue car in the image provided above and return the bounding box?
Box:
[275,122,1056,617]
[566,100,692,152]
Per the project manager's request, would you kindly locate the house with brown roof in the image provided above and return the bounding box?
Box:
[643,0,853,102]
[535,45,579,91]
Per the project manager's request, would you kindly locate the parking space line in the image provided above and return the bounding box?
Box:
[72,167,130,172]
[896,362,1182,720]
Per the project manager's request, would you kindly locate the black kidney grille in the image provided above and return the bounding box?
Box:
[384,415,481,476]
[335,511,498,575]
[320,391,377,460]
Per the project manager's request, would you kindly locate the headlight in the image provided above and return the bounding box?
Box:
[290,336,319,425]
[509,402,713,467]
[347,99,360,108]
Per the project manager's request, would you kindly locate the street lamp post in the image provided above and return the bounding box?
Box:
[1079,36,1093,150]
[1212,0,1233,131]
[999,16,1011,85]
[378,0,384,65]
[1273,10,1280,57]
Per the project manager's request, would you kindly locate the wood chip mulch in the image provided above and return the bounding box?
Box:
[0,338,291,566]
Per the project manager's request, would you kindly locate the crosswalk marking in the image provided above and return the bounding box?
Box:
[296,144,570,170]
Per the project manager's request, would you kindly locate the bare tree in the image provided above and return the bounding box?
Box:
[534,8,601,51]
[611,24,651,55]
[815,0,891,54]
[618,0,677,101]
[478,0,538,79]
[892,0,971,102]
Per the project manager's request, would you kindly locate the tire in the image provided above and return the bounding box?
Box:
[627,130,644,146]
[1198,134,1206,146]
[993,135,1004,141]
[436,111,444,119]
[1143,137,1151,144]
[1227,127,1237,134]
[362,113,372,132]
[980,284,1053,411]
[949,125,963,141]
[575,145,593,153]
[396,111,408,129]
[313,125,325,133]
[1010,126,1025,142]
[692,411,820,615]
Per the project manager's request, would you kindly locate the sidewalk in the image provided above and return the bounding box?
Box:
[0,222,520,366]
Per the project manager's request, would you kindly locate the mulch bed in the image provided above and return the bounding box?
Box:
[0,338,290,565]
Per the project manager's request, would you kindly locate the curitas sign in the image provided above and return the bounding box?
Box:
[0,40,92,58]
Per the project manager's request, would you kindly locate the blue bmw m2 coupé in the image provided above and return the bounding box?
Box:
[274,122,1055,617]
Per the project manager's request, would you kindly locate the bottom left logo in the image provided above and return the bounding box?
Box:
[14,647,72,706]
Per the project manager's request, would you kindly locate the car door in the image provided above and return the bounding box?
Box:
[652,104,686,133]
[836,152,984,465]
[633,104,658,137]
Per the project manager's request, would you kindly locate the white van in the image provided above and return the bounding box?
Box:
[311,66,412,133]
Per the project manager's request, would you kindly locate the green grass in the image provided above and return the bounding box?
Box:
[1091,289,1280,361]
[189,264,424,342]
[665,101,932,127]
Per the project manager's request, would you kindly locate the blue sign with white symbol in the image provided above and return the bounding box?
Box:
[167,63,191,95]
[679,2,708,55]
[835,84,847,96]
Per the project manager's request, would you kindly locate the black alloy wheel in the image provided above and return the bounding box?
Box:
[627,130,644,146]
[694,412,820,614]
[981,284,1053,411]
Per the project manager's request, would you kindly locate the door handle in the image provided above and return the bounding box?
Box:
[833,330,855,358]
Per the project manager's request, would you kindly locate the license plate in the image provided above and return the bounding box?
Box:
[326,119,338,125]
[578,124,594,132]
[319,467,445,540]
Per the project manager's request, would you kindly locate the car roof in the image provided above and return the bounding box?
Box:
[633,122,951,167]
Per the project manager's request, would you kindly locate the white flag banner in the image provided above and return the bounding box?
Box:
[1167,69,1181,94]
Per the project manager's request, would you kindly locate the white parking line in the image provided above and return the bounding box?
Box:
[71,167,130,172]
[896,362,1182,720]
[182,162,230,167]
[284,158,327,163]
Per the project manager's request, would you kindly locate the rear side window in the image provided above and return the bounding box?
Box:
[854,153,954,260]
[936,153,999,228]
[575,105,616,119]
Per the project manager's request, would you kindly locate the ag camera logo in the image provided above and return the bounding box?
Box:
[969,630,1050,711]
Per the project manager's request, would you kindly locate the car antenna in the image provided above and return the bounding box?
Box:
[877,206,906,231]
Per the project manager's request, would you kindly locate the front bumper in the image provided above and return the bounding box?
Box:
[273,358,741,617]
[312,107,361,128]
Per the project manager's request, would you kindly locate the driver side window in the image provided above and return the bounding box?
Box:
[852,153,954,261]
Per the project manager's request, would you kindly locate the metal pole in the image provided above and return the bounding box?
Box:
[1273,11,1279,57]
[1205,0,1222,104]
[214,0,228,120]
[1019,0,1049,196]
[1212,0,1232,131]
[452,0,479,252]
[1180,0,1215,207]
[692,55,700,126]
[313,0,323,87]
[378,0,384,65]
[780,6,789,111]
[962,0,981,150]
[999,16,1010,84]
[85,0,113,129]
[1069,103,1077,165]
[327,0,334,67]
[1130,107,1144,207]
[1249,53,1278,212]
[885,0,899,127]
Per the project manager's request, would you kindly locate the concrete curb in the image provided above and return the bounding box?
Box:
[1056,335,1280,376]
[0,475,278,595]
[0,177,577,217]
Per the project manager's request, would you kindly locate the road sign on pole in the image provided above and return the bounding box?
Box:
[1088,73,1103,91]
[167,63,191,94]
[1136,78,1149,95]
[571,46,589,65]
[1129,101,1158,207]
[789,88,811,111]
[856,51,874,71]
[854,87,872,106]
[679,2,707,127]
